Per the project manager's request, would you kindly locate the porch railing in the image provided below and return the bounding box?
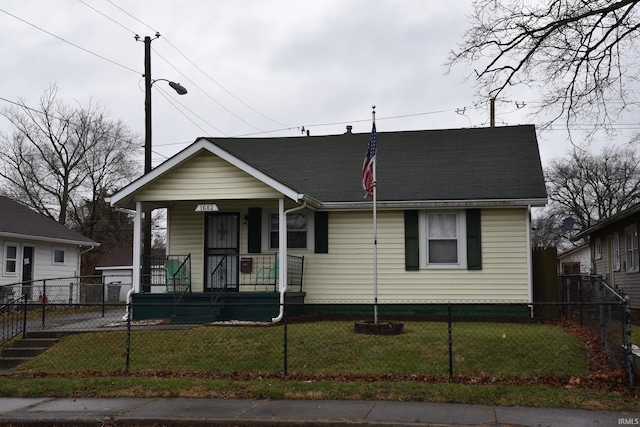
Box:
[141,254,191,294]
[206,254,304,293]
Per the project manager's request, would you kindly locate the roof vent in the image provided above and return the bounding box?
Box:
[345,125,353,134]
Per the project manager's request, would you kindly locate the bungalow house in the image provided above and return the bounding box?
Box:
[0,196,99,302]
[572,202,640,315]
[108,125,547,321]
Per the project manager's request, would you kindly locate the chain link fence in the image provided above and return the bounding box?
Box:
[559,274,633,382]
[0,275,634,387]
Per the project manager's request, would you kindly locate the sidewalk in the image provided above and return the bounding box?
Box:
[1,397,639,426]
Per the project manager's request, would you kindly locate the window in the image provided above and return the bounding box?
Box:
[613,232,621,271]
[3,243,18,276]
[269,212,308,249]
[625,225,639,272]
[53,248,66,264]
[594,237,602,259]
[420,211,466,268]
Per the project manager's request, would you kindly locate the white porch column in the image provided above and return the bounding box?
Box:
[132,201,143,293]
[278,198,287,291]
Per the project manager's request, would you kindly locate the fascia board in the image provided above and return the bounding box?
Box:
[0,232,99,247]
[319,198,548,211]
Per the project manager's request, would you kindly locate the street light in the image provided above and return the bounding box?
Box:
[137,33,188,292]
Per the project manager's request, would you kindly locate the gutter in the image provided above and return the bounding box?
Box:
[319,198,548,210]
[272,200,307,322]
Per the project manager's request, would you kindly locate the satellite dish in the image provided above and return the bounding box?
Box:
[561,217,575,231]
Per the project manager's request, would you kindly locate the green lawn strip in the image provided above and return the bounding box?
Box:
[0,376,637,411]
[16,321,588,378]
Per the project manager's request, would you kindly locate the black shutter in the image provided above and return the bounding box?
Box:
[314,211,329,253]
[404,210,420,271]
[466,209,482,270]
[247,207,262,253]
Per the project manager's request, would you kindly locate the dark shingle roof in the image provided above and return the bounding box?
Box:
[207,125,547,203]
[0,196,98,245]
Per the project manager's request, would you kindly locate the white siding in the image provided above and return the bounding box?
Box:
[167,205,531,302]
[0,239,80,286]
[301,208,530,303]
[137,151,284,202]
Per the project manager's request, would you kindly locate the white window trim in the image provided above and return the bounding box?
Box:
[264,209,315,251]
[3,242,19,277]
[612,232,621,272]
[52,247,66,265]
[419,210,467,269]
[625,225,639,273]
[594,237,602,260]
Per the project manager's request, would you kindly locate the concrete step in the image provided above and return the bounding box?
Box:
[0,357,32,369]
[12,338,59,348]
[1,346,48,358]
[0,332,63,370]
[24,331,67,339]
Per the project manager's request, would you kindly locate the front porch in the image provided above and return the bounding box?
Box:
[134,253,306,322]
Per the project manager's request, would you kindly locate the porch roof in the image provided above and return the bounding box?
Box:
[109,125,547,210]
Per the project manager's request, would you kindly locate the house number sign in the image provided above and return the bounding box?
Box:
[195,204,219,212]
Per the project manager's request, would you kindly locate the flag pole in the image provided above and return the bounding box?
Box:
[372,106,378,325]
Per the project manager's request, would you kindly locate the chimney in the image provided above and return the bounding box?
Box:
[345,125,353,134]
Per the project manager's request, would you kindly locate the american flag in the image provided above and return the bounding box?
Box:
[362,123,377,199]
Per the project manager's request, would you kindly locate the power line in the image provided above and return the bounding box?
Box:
[103,0,285,134]
[151,47,270,136]
[77,0,137,35]
[0,7,140,75]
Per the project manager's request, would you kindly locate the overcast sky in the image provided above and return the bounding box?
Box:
[1,1,636,172]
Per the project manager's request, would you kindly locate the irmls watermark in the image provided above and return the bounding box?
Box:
[619,418,640,425]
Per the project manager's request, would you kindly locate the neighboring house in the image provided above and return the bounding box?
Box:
[108,124,547,316]
[573,203,640,313]
[0,196,99,301]
[557,243,591,274]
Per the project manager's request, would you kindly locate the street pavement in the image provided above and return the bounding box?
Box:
[0,397,639,426]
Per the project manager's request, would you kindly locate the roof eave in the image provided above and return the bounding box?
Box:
[319,198,548,210]
[0,232,99,247]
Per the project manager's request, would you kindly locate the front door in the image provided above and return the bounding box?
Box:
[204,213,240,292]
[22,246,34,299]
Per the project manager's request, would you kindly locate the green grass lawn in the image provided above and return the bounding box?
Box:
[3,320,637,411]
[15,321,589,378]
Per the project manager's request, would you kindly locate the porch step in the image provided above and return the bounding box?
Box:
[0,333,62,369]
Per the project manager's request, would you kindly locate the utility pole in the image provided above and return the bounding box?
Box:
[135,33,187,292]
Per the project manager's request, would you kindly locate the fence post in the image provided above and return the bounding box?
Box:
[41,279,46,329]
[448,303,453,377]
[68,282,73,307]
[283,307,288,376]
[598,278,607,349]
[21,293,27,340]
[102,276,106,318]
[125,302,131,373]
[624,296,635,388]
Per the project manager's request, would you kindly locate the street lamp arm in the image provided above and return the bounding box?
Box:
[151,79,188,95]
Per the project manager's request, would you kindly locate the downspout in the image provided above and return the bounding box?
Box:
[272,199,307,322]
[526,205,533,316]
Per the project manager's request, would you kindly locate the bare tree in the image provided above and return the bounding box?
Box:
[447,0,640,133]
[545,145,640,231]
[0,85,141,226]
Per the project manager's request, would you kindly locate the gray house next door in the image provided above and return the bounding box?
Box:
[204,212,239,292]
